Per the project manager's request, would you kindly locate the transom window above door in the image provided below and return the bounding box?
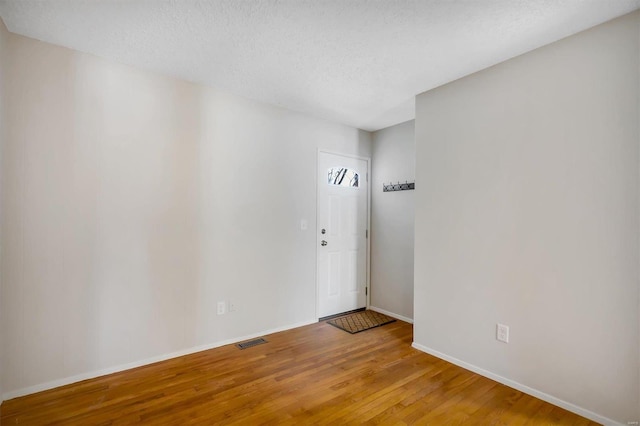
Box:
[328,167,359,188]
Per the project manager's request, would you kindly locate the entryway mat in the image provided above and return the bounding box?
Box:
[327,310,396,334]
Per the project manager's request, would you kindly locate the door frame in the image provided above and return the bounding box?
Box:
[315,149,371,320]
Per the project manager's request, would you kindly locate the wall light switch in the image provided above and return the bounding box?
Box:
[300,219,308,231]
[217,301,226,315]
[497,323,509,343]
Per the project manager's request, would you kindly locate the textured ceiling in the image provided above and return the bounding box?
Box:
[1,1,639,131]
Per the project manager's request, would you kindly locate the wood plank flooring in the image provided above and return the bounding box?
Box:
[1,320,598,425]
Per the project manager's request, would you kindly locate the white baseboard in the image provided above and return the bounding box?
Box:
[2,319,317,402]
[368,306,413,324]
[411,342,622,426]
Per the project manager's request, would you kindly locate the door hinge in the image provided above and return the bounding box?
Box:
[365,287,368,296]
[366,229,368,238]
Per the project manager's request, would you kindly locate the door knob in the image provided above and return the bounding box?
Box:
[321,240,328,246]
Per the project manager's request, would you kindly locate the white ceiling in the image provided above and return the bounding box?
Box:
[1,1,639,131]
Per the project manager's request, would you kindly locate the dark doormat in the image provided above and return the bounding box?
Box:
[327,310,396,334]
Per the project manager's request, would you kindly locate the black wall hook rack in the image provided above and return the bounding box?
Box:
[383,181,415,192]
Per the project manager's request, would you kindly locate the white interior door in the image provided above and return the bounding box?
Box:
[317,151,369,318]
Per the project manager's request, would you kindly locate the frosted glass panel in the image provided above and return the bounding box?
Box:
[328,167,359,188]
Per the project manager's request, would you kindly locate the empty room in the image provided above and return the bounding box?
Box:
[0,1,639,424]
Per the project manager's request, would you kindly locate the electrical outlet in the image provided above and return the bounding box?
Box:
[228,301,236,312]
[496,323,509,343]
[217,301,226,315]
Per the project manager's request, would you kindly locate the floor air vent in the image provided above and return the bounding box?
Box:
[236,337,267,350]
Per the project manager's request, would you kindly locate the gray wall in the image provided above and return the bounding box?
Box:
[0,17,7,401]
[414,11,639,424]
[371,120,414,320]
[1,32,371,397]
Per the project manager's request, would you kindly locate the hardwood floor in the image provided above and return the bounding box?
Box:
[1,319,597,425]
